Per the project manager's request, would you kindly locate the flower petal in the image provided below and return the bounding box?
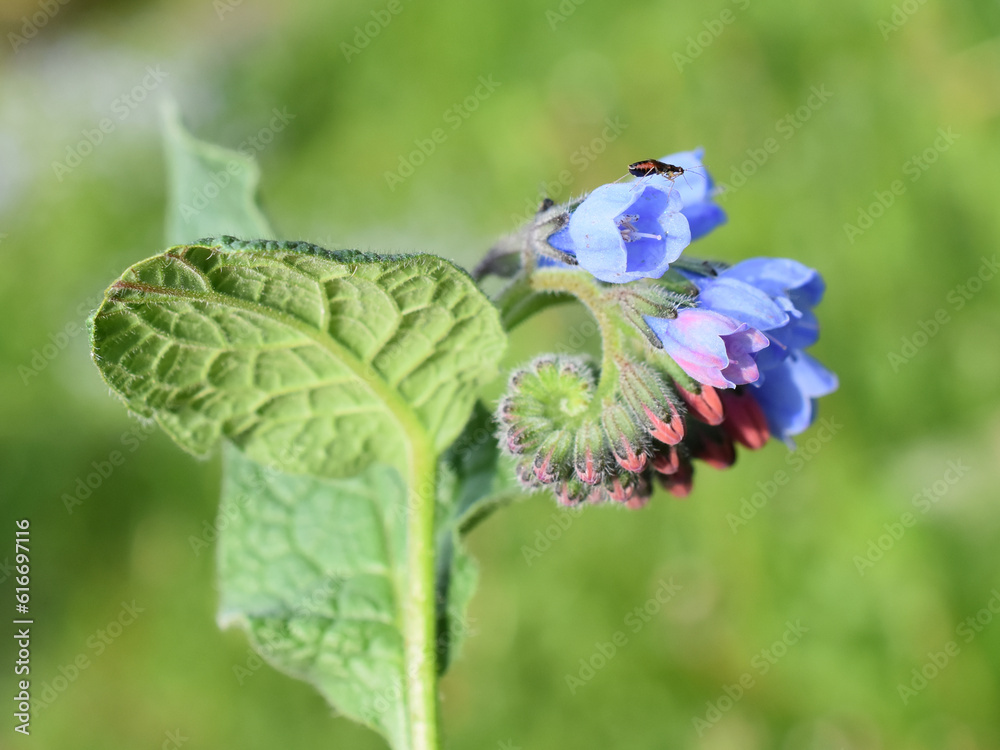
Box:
[750,351,837,443]
[694,276,789,332]
[646,309,766,389]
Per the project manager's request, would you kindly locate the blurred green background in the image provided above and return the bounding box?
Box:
[2,0,1000,747]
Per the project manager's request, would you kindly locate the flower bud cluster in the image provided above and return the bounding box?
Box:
[497,355,772,508]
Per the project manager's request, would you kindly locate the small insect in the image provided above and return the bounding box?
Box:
[627,159,687,179]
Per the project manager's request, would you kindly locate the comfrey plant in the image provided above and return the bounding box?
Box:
[486,147,837,507]
[88,117,835,750]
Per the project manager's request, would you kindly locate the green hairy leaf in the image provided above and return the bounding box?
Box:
[87,113,512,749]
[218,447,414,748]
[90,237,507,479]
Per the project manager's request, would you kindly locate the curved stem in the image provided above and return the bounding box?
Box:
[405,444,440,750]
[529,268,623,403]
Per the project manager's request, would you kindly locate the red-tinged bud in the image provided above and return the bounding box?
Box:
[675,382,724,426]
[719,389,770,450]
[515,460,540,488]
[601,472,653,507]
[644,402,684,445]
[658,459,693,498]
[625,493,650,510]
[601,403,647,473]
[506,427,527,454]
[692,430,736,470]
[573,420,607,484]
[554,478,590,507]
[533,429,574,483]
[619,361,685,444]
[609,477,629,504]
[651,445,680,475]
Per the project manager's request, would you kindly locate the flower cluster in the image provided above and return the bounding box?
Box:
[497,355,776,507]
[671,258,838,443]
[498,148,837,507]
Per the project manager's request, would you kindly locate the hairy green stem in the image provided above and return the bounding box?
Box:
[530,268,624,402]
[405,443,440,750]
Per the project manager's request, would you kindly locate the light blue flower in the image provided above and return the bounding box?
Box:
[749,351,838,443]
[548,176,691,283]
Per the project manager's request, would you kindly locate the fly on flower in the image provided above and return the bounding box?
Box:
[624,158,709,194]
[627,159,687,180]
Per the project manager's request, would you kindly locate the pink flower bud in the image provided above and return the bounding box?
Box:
[676,382,724,425]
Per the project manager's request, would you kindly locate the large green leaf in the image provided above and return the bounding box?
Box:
[90,237,507,479]
[95,112,508,750]
[218,447,413,748]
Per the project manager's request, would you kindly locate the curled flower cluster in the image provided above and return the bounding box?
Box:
[498,147,837,506]
[497,356,775,508]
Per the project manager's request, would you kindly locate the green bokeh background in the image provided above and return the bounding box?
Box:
[2,0,1000,747]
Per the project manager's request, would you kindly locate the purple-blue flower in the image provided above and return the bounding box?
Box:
[658,148,727,241]
[679,257,837,442]
[749,351,838,443]
[548,176,691,283]
[645,308,769,390]
[543,148,726,281]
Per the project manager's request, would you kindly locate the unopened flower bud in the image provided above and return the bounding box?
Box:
[573,420,608,485]
[691,429,736,470]
[675,382,724,425]
[533,429,574,483]
[554,478,591,507]
[719,388,769,450]
[657,458,693,498]
[619,361,685,445]
[601,403,647,472]
[651,445,680,475]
